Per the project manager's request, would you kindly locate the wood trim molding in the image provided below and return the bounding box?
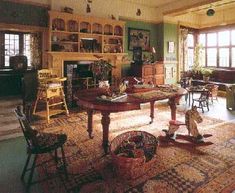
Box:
[0,23,47,32]
[3,0,50,9]
[163,0,221,16]
[119,16,162,25]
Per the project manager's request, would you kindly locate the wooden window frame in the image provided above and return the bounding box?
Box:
[199,27,235,69]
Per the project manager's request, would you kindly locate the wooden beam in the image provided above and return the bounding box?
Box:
[2,0,50,8]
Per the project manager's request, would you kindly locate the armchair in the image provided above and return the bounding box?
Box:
[226,85,235,110]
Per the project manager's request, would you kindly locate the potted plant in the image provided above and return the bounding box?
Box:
[91,59,115,87]
[200,67,213,82]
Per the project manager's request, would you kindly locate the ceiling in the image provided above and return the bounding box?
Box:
[188,0,235,15]
[120,0,177,8]
[160,0,235,16]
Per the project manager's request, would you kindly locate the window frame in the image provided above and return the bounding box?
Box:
[199,27,235,69]
[0,31,33,69]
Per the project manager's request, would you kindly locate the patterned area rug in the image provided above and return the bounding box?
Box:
[31,103,235,193]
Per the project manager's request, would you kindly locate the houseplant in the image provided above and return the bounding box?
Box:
[91,59,115,87]
[200,67,213,81]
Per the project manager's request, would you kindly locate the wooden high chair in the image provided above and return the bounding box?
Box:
[32,69,69,123]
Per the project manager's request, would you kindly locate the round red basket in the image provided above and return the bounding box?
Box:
[110,131,158,180]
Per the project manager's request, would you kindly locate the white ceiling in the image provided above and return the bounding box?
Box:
[189,0,235,15]
[120,0,177,8]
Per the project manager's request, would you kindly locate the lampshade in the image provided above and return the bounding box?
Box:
[207,8,215,16]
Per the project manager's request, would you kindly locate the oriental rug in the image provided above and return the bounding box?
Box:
[31,103,235,193]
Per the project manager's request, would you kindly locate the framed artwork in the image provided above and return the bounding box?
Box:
[128,28,150,51]
[168,41,175,53]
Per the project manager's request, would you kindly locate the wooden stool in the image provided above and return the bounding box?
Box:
[32,69,69,123]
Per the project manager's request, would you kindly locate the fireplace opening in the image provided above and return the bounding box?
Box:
[64,60,113,106]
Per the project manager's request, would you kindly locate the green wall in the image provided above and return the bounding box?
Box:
[163,23,178,61]
[122,20,178,76]
[0,1,48,27]
[122,19,162,76]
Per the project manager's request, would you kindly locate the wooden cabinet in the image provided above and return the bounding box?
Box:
[48,11,125,54]
[131,62,164,85]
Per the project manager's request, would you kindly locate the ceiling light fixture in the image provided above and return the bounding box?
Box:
[206,7,215,16]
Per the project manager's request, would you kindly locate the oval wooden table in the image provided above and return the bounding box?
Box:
[74,87,187,154]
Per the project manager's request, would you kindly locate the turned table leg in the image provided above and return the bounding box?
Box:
[169,98,177,120]
[101,112,111,154]
[87,109,94,139]
[150,101,155,124]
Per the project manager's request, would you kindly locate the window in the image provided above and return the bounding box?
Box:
[218,31,229,46]
[219,48,229,67]
[232,48,235,67]
[0,32,39,68]
[23,34,32,66]
[4,34,20,67]
[207,33,217,46]
[199,28,235,68]
[207,48,217,67]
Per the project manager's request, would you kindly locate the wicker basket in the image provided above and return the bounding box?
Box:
[110,131,158,180]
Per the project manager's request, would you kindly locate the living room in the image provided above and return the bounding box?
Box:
[0,0,235,193]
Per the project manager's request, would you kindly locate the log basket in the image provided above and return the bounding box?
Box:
[110,131,158,180]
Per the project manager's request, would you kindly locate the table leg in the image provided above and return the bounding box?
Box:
[150,101,155,124]
[101,112,111,154]
[169,98,177,120]
[87,109,94,139]
[188,92,191,106]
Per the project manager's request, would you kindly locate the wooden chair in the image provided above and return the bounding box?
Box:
[192,90,210,113]
[205,84,218,103]
[14,106,68,192]
[226,85,235,110]
[32,69,69,123]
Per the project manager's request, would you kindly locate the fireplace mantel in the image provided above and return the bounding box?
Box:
[47,52,128,80]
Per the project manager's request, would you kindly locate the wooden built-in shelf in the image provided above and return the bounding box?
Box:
[48,10,125,54]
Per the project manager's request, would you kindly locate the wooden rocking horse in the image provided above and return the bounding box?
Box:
[163,106,204,142]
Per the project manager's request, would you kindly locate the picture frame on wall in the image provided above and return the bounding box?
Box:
[128,28,150,51]
[168,41,175,53]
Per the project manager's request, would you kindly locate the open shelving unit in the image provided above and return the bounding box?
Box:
[48,11,125,54]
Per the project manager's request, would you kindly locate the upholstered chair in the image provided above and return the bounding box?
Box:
[226,85,235,110]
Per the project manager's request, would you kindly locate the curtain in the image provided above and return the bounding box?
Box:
[30,33,42,69]
[179,28,188,75]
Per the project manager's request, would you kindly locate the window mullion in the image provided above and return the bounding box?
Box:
[205,33,207,67]
[19,34,24,55]
[229,30,232,68]
[217,32,219,68]
[0,32,4,68]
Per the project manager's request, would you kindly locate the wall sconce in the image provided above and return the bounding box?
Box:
[136,9,141,16]
[86,3,91,13]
